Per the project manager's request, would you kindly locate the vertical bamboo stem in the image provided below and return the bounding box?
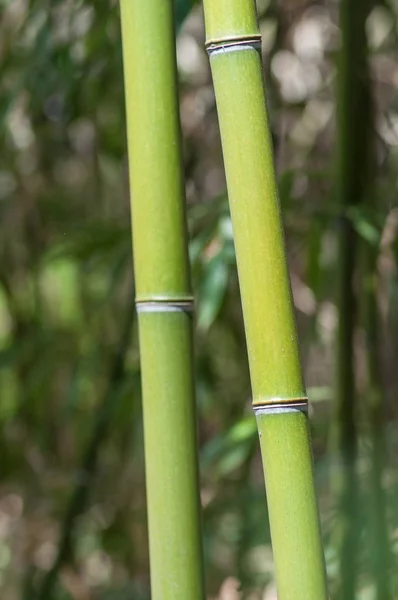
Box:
[334,1,374,597]
[119,2,205,599]
[365,273,391,600]
[337,0,391,595]
[361,45,391,600]
[202,1,328,598]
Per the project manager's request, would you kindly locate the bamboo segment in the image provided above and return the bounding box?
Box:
[204,0,258,43]
[139,312,205,600]
[256,409,327,599]
[203,1,328,597]
[120,2,205,599]
[205,45,304,405]
[120,0,191,303]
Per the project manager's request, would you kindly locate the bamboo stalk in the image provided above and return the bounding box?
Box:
[365,270,392,600]
[202,1,328,598]
[119,2,205,599]
[359,52,392,600]
[362,169,391,600]
[336,0,391,596]
[333,2,374,597]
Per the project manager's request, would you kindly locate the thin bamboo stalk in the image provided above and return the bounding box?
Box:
[365,271,392,600]
[119,2,205,599]
[336,0,391,596]
[333,2,373,597]
[362,28,392,600]
[202,1,328,598]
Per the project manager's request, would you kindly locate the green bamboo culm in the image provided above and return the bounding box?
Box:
[202,1,328,598]
[334,0,391,598]
[119,2,205,599]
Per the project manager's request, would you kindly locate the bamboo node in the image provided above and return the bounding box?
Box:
[254,405,308,416]
[253,398,309,415]
[206,35,262,57]
[136,299,194,314]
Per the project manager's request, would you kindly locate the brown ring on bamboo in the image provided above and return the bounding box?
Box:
[253,398,309,412]
[136,299,194,314]
[206,34,262,56]
[254,402,309,416]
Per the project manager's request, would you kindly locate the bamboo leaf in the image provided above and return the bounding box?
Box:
[201,416,257,476]
[349,207,381,245]
[197,252,229,331]
[175,0,196,30]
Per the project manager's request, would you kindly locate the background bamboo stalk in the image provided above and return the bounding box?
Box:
[202,1,328,597]
[333,1,380,597]
[365,272,392,600]
[353,1,392,596]
[360,52,391,600]
[120,2,205,599]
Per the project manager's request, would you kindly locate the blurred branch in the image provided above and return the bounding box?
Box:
[34,300,136,600]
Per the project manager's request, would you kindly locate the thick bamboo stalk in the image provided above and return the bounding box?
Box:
[119,2,205,599]
[202,1,328,598]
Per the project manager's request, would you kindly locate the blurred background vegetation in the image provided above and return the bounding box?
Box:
[0,0,398,598]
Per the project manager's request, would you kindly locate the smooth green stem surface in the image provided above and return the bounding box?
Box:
[206,46,304,404]
[139,313,204,600]
[120,1,205,598]
[204,0,258,42]
[203,1,328,597]
[257,410,327,600]
[120,0,191,302]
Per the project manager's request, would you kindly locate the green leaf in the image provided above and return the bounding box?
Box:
[175,0,195,30]
[349,207,381,246]
[197,252,229,331]
[201,416,257,476]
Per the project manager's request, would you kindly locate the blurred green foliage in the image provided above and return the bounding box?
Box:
[0,1,398,599]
